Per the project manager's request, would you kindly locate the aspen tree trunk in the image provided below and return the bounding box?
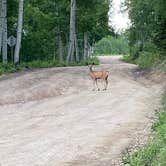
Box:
[87,44,90,58]
[2,0,7,64]
[14,0,24,64]
[83,32,88,60]
[58,32,63,63]
[67,0,77,63]
[0,0,3,55]
[75,34,79,62]
[89,45,94,58]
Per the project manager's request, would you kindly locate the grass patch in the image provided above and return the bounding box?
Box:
[122,52,161,68]
[123,94,166,166]
[122,54,137,64]
[135,52,160,69]
[0,57,99,76]
[155,58,166,72]
[94,54,123,56]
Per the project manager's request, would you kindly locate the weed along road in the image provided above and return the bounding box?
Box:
[0,56,165,166]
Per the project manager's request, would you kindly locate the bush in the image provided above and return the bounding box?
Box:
[123,54,137,64]
[94,37,112,55]
[125,41,162,68]
[0,57,99,76]
[94,35,129,55]
[136,51,160,68]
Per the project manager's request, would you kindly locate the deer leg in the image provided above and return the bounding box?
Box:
[95,79,100,91]
[103,78,108,90]
[105,79,108,90]
[103,79,106,91]
[92,80,95,91]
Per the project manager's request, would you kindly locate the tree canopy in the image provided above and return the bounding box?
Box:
[125,0,166,64]
[0,0,114,64]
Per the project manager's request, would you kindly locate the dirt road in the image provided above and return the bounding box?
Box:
[0,56,165,166]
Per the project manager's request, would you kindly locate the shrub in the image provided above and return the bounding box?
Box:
[0,57,99,76]
[136,51,160,68]
[94,35,129,55]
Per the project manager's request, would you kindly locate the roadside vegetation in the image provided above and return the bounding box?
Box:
[123,94,166,166]
[123,0,166,69]
[0,57,99,75]
[0,0,112,71]
[122,0,166,165]
[94,34,129,56]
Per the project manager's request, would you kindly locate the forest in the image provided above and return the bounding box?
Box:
[0,0,114,68]
[124,0,166,69]
[0,0,166,69]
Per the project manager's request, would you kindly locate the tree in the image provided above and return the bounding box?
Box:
[125,0,166,60]
[1,0,7,64]
[14,0,24,64]
[66,0,78,63]
[0,0,3,56]
[0,0,113,64]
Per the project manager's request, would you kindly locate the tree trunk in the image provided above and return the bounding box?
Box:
[58,32,63,63]
[14,0,24,64]
[87,44,90,58]
[75,33,79,62]
[89,45,94,58]
[83,32,88,60]
[66,0,77,63]
[2,0,7,64]
[0,0,3,55]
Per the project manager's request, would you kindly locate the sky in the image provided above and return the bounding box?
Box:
[109,0,130,32]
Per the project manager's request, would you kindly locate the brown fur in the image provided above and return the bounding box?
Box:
[89,65,109,91]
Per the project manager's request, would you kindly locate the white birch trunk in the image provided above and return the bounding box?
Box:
[83,32,88,60]
[67,0,77,63]
[58,32,63,63]
[75,33,79,62]
[0,0,3,55]
[14,0,24,64]
[2,0,7,64]
[87,45,90,58]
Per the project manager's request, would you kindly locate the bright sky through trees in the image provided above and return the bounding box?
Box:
[109,0,130,32]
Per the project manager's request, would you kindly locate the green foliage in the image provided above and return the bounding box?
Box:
[125,0,166,67]
[94,35,129,55]
[0,0,112,65]
[123,41,161,68]
[0,63,22,75]
[22,4,55,61]
[156,59,166,72]
[136,51,160,68]
[0,57,99,75]
[123,94,166,166]
[3,0,112,64]
[123,54,136,64]
[95,37,112,55]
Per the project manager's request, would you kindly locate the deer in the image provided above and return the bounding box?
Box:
[88,65,109,91]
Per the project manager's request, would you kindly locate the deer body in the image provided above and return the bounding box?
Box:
[89,65,109,91]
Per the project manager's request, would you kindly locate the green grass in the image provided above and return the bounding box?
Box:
[123,53,166,73]
[123,52,161,69]
[123,94,166,166]
[156,58,166,72]
[135,52,160,69]
[0,57,99,76]
[94,54,123,56]
[122,54,137,64]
